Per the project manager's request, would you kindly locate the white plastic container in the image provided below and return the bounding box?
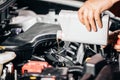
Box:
[57,10,109,45]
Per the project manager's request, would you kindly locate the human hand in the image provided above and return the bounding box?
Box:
[78,0,119,32]
[104,30,120,52]
[114,34,120,52]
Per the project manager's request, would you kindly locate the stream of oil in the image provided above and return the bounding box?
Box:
[56,38,60,54]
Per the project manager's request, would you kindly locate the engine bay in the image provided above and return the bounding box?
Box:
[0,0,120,80]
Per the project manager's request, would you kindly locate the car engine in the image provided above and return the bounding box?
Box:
[0,0,120,80]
